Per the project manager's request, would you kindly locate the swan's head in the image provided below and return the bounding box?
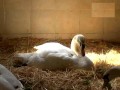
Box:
[102,66,120,90]
[102,73,112,90]
[71,34,85,57]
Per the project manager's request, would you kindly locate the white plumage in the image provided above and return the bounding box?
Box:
[14,34,94,70]
[0,64,23,90]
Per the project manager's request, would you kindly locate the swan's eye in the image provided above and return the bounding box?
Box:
[77,37,81,43]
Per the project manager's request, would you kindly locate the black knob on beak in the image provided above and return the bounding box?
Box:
[81,44,85,56]
[82,44,85,49]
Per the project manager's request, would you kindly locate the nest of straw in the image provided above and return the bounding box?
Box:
[0,37,120,90]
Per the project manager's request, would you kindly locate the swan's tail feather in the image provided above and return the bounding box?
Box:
[34,46,40,50]
[13,53,33,67]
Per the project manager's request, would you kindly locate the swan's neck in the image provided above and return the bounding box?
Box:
[70,39,82,57]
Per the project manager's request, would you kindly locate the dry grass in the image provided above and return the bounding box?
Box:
[87,50,120,65]
[0,37,120,90]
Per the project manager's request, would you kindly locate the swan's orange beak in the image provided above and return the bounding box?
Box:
[81,44,85,56]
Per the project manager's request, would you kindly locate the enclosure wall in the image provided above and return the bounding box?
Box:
[0,0,120,42]
[0,0,4,37]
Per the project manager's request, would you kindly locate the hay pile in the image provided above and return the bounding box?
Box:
[0,37,120,90]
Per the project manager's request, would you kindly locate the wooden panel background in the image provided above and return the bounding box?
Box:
[0,0,120,42]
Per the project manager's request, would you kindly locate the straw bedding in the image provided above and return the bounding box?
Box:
[0,37,120,90]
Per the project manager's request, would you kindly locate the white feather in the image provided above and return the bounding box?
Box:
[0,64,23,90]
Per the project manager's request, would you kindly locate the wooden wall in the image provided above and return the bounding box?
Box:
[0,0,120,42]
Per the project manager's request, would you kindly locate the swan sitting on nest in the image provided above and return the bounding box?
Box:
[0,64,24,90]
[102,66,120,90]
[14,34,94,70]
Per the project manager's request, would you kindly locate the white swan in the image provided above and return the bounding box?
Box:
[0,64,24,90]
[102,66,120,90]
[14,34,94,70]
